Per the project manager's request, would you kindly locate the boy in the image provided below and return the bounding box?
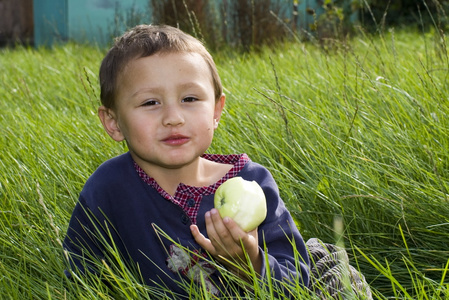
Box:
[63,24,309,297]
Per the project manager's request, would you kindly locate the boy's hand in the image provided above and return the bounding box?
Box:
[190,208,262,279]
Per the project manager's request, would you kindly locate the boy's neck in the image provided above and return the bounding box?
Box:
[137,156,233,196]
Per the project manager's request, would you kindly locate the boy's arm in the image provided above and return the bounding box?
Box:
[192,203,309,287]
[249,166,310,288]
[257,208,310,286]
[63,196,108,278]
[192,164,310,290]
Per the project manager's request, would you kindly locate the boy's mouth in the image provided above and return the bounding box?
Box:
[161,134,190,146]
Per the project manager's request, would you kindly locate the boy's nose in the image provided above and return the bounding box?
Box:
[162,105,185,126]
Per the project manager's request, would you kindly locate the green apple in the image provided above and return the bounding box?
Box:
[214,177,267,232]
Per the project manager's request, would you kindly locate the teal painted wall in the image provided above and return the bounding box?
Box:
[33,0,68,47]
[33,0,358,47]
[33,0,150,47]
[68,0,150,46]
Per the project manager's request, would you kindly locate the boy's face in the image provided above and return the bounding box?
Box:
[99,52,225,171]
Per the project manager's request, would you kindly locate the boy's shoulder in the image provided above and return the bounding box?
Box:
[76,152,145,216]
[240,158,272,179]
[84,152,135,189]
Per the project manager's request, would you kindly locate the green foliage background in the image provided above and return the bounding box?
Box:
[1,12,449,300]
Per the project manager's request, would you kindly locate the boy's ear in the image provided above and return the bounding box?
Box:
[98,106,125,142]
[213,93,226,129]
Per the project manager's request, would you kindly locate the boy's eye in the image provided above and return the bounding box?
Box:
[182,97,198,103]
[142,100,159,106]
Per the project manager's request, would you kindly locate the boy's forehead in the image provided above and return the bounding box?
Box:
[123,51,209,72]
[117,52,214,86]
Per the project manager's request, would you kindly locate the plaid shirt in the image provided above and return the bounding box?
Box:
[134,153,250,224]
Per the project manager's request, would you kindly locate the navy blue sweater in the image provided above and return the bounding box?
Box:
[63,152,309,297]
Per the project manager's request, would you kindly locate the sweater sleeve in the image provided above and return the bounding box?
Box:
[240,163,310,293]
[63,195,107,277]
[62,155,130,278]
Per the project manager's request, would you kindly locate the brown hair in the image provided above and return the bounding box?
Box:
[99,24,223,109]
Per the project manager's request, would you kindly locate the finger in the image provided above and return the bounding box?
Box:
[220,216,248,243]
[205,210,229,251]
[204,210,233,256]
[209,209,233,242]
[244,227,258,242]
[222,222,259,260]
[203,210,218,238]
[207,210,253,260]
[240,229,260,263]
[208,210,246,258]
[190,224,216,253]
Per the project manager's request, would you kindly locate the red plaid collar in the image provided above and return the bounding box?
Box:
[133,153,250,224]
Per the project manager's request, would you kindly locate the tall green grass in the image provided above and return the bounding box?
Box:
[1,28,448,298]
